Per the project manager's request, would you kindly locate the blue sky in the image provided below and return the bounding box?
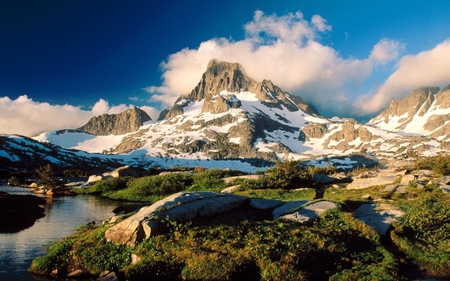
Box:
[1,0,450,136]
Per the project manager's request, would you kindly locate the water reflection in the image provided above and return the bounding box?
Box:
[0,185,124,281]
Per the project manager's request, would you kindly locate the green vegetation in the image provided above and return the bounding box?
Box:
[35,164,54,187]
[30,224,131,276]
[31,156,450,279]
[391,186,450,277]
[235,188,316,201]
[414,155,450,176]
[30,208,399,280]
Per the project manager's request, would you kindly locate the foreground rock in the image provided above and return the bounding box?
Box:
[346,176,398,189]
[0,192,46,233]
[105,192,247,245]
[277,200,338,224]
[353,203,404,235]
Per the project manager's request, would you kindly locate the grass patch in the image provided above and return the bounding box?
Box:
[391,185,450,277]
[235,188,316,201]
[128,208,399,280]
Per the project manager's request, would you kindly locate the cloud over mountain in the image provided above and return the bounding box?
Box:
[146,10,404,119]
[0,96,156,137]
[356,40,450,114]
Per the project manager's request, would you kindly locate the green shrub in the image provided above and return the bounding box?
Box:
[415,155,450,176]
[7,176,22,186]
[235,188,316,201]
[108,172,194,201]
[391,186,450,276]
[76,176,133,195]
[29,226,132,276]
[189,169,227,191]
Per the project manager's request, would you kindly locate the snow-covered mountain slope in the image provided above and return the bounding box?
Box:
[29,60,449,172]
[0,134,125,173]
[368,85,450,140]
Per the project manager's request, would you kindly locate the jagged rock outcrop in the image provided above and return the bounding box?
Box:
[77,107,151,136]
[370,87,440,130]
[369,84,450,140]
[165,59,319,118]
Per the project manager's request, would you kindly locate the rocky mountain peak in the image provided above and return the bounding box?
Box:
[165,59,319,118]
[369,86,440,130]
[189,59,255,102]
[77,107,152,136]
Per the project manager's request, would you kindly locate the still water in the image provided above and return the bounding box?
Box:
[0,185,124,281]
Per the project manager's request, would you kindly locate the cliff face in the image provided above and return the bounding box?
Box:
[77,107,152,136]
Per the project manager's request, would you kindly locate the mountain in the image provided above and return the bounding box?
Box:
[3,60,449,174]
[77,107,152,135]
[368,85,450,140]
[0,134,124,175]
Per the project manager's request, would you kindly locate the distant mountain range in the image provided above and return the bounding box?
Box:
[1,59,450,174]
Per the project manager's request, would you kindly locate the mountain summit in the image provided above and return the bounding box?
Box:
[165,59,319,118]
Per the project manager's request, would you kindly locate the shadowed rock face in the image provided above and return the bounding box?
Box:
[78,107,152,136]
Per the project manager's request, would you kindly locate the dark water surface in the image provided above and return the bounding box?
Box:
[0,185,124,281]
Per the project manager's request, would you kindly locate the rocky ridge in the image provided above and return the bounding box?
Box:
[3,59,450,173]
[369,85,450,140]
[77,107,151,136]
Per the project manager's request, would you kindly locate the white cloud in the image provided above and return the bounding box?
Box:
[146,10,402,119]
[356,39,450,114]
[0,96,139,137]
[311,15,332,32]
[370,38,404,64]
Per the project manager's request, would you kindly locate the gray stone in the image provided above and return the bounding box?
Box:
[400,174,415,185]
[105,192,247,245]
[97,271,120,281]
[353,203,404,235]
[384,185,396,192]
[346,176,397,189]
[279,201,338,224]
[87,174,104,183]
[395,185,407,193]
[272,200,309,219]
[67,269,91,278]
[221,185,242,194]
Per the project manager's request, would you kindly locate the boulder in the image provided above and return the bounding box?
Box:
[429,175,450,194]
[346,176,397,189]
[272,200,309,219]
[105,192,247,245]
[221,185,242,194]
[97,271,121,281]
[353,203,404,235]
[279,201,338,224]
[87,174,104,183]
